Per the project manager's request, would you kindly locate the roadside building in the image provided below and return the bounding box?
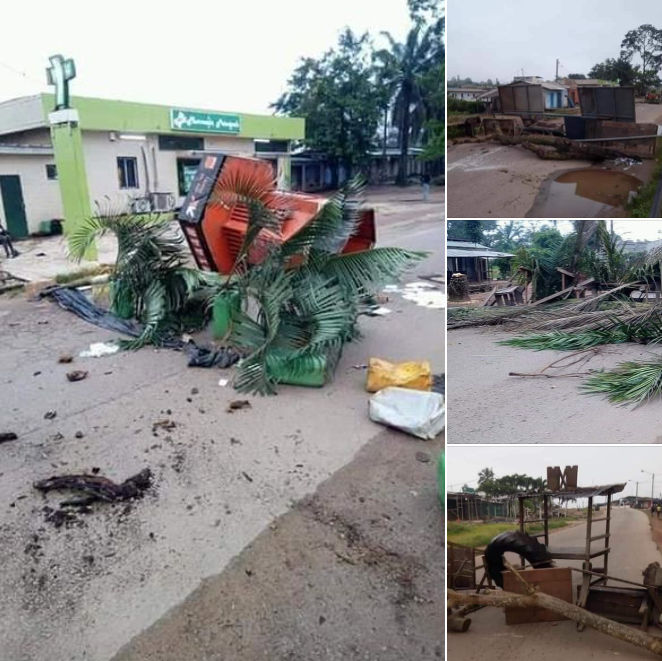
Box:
[0,94,304,237]
[498,77,569,115]
[448,87,486,101]
[561,78,619,106]
[447,239,514,283]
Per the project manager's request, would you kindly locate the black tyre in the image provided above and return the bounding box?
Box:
[484,531,553,588]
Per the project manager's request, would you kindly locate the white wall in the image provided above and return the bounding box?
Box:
[81,131,256,211]
[0,96,45,136]
[0,155,63,233]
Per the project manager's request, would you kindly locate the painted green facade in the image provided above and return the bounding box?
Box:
[50,119,94,257]
[40,94,304,140]
[39,94,302,256]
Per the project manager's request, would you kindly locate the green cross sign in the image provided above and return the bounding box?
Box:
[46,54,76,110]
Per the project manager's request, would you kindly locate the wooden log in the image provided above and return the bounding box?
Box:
[448,562,662,657]
[448,613,472,633]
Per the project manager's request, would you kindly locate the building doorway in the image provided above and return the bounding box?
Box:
[0,175,28,238]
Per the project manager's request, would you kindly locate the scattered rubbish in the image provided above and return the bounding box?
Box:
[230,437,241,445]
[227,400,251,413]
[366,358,432,393]
[415,451,431,463]
[66,370,88,382]
[365,306,392,316]
[352,364,368,369]
[74,431,84,439]
[44,411,57,420]
[33,370,41,376]
[218,378,229,387]
[0,432,18,444]
[44,287,145,338]
[186,343,240,368]
[368,387,445,440]
[58,354,73,363]
[432,373,445,395]
[241,471,254,482]
[36,252,46,257]
[34,468,153,508]
[79,342,120,358]
[400,282,446,309]
[152,419,176,432]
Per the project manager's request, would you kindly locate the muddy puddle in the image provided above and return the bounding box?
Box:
[529,168,642,217]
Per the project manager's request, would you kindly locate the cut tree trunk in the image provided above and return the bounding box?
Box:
[448,589,662,655]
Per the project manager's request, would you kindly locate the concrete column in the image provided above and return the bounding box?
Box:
[277,155,291,191]
[49,109,94,258]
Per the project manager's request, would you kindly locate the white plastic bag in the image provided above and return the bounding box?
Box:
[369,387,445,440]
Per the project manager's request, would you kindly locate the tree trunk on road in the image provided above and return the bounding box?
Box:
[449,561,662,658]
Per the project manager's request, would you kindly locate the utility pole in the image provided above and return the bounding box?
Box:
[556,58,560,81]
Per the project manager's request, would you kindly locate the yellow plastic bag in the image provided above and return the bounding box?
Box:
[365,358,432,393]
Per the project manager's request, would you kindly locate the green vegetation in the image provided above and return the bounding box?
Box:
[588,24,662,94]
[273,1,444,184]
[70,175,425,395]
[447,97,485,114]
[447,519,570,548]
[627,140,662,218]
[583,360,662,406]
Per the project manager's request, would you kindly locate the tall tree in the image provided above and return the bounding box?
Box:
[273,29,381,186]
[375,16,444,185]
[588,57,637,86]
[621,24,662,90]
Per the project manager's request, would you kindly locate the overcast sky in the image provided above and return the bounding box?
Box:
[448,0,661,83]
[447,445,662,499]
[0,0,410,115]
[496,220,662,241]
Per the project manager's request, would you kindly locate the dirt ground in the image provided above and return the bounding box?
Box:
[447,142,593,218]
[446,103,660,219]
[447,326,662,444]
[448,508,662,660]
[112,430,443,661]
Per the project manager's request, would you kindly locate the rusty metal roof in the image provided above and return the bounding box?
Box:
[518,483,626,499]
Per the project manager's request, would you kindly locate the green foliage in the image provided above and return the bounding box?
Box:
[375,15,444,185]
[447,97,485,114]
[588,57,638,86]
[68,211,223,348]
[583,360,662,406]
[225,176,427,395]
[447,220,496,243]
[447,520,569,548]
[621,24,662,92]
[272,29,382,180]
[477,468,546,497]
[627,140,662,218]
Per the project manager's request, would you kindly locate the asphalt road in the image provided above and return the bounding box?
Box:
[0,188,444,661]
[449,508,662,661]
[447,326,662,444]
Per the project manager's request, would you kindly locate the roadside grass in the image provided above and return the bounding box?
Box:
[627,137,662,218]
[447,519,570,548]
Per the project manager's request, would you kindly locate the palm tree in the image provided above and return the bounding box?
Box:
[376,18,443,186]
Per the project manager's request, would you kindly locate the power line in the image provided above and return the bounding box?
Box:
[0,60,43,86]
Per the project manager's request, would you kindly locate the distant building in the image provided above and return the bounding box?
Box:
[447,239,514,283]
[448,87,486,101]
[0,94,302,237]
[498,77,569,114]
[561,78,616,106]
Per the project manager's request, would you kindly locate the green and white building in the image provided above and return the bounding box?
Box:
[0,94,304,238]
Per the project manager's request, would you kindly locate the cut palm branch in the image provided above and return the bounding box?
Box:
[69,210,224,348]
[222,176,427,395]
[582,360,662,406]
